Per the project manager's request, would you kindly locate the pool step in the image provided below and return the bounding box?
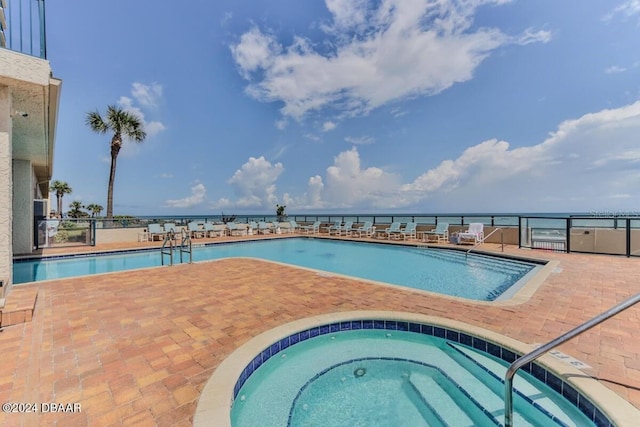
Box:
[414,248,532,276]
[404,371,497,427]
[446,343,574,427]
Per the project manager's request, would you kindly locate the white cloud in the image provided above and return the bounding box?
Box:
[283,101,640,212]
[230,0,549,120]
[165,183,207,208]
[159,173,174,179]
[345,135,374,145]
[131,82,163,108]
[605,65,627,74]
[291,147,401,209]
[275,119,288,130]
[515,28,552,45]
[117,92,167,139]
[209,101,640,213]
[323,121,337,131]
[215,156,284,208]
[603,1,640,22]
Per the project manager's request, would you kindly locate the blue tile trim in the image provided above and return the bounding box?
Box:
[231,319,612,426]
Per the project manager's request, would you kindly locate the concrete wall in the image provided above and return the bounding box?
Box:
[12,159,33,255]
[570,228,627,255]
[96,227,148,244]
[0,86,12,297]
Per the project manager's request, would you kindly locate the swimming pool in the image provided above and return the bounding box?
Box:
[195,312,628,427]
[232,330,594,426]
[13,238,539,301]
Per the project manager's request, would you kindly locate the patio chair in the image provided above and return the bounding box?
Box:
[301,221,321,234]
[289,220,302,233]
[421,223,449,243]
[148,223,166,241]
[325,221,343,234]
[164,222,180,239]
[257,221,271,234]
[203,222,223,238]
[187,221,205,239]
[226,222,246,236]
[458,223,484,244]
[338,221,355,236]
[355,221,375,238]
[378,222,402,239]
[399,222,418,240]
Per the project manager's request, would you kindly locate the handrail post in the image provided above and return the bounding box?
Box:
[504,292,640,426]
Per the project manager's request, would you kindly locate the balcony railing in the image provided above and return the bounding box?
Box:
[1,0,47,59]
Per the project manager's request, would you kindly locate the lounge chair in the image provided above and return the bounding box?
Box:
[399,222,418,240]
[257,221,271,234]
[325,221,342,234]
[164,222,180,239]
[378,222,402,239]
[148,223,166,241]
[203,222,223,238]
[301,221,321,234]
[421,222,449,243]
[288,220,302,233]
[355,221,375,237]
[336,221,354,236]
[187,221,205,238]
[226,222,246,236]
[458,223,484,244]
[247,221,258,235]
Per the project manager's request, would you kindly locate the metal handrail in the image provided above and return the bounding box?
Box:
[179,229,193,264]
[161,231,175,266]
[466,227,503,257]
[504,292,640,426]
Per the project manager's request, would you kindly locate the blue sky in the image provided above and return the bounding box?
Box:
[46,0,640,216]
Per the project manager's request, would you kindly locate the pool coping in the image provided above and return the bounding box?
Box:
[193,310,640,427]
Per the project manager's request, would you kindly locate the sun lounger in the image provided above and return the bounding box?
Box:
[187,221,205,238]
[378,222,402,239]
[399,222,418,240]
[301,221,321,234]
[325,221,343,234]
[421,222,449,243]
[148,223,166,241]
[257,221,271,234]
[355,221,375,237]
[458,223,484,244]
[288,220,302,233]
[203,222,223,238]
[226,222,246,236]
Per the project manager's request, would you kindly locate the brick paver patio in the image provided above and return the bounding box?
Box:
[1,236,639,426]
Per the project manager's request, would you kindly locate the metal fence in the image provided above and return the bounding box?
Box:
[35,218,95,250]
[519,216,640,257]
[58,213,640,258]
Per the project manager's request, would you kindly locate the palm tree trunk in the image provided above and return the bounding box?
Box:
[107,152,118,219]
[56,194,62,217]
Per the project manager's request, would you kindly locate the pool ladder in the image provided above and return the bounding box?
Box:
[504,292,640,426]
[161,229,193,266]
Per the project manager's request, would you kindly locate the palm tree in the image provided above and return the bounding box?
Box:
[50,180,72,217]
[85,105,146,219]
[68,201,86,218]
[85,204,104,217]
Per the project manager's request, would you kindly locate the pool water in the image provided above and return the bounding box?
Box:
[231,329,595,427]
[13,238,536,301]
